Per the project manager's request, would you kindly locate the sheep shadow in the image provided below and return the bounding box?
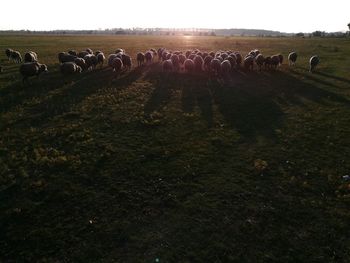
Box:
[213,70,350,139]
[2,67,145,127]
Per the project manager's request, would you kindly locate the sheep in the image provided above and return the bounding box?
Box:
[221,53,229,60]
[288,52,297,66]
[24,51,38,63]
[166,53,172,60]
[234,52,243,66]
[115,48,124,54]
[74,58,88,71]
[243,55,254,70]
[255,54,265,71]
[110,57,123,73]
[11,51,22,63]
[210,58,221,75]
[78,51,89,58]
[278,54,284,65]
[193,55,204,72]
[108,54,118,67]
[145,51,153,64]
[157,48,165,61]
[150,48,157,58]
[95,50,102,56]
[162,51,169,61]
[170,54,180,71]
[122,54,132,70]
[188,54,196,60]
[5,48,13,61]
[162,59,173,72]
[58,52,77,63]
[19,62,48,83]
[221,60,231,75]
[209,51,215,57]
[60,62,82,75]
[84,54,98,70]
[137,52,145,67]
[96,52,105,67]
[184,59,195,73]
[68,50,77,56]
[179,54,186,65]
[264,56,272,69]
[204,55,213,71]
[185,50,191,58]
[86,48,93,54]
[271,55,280,69]
[226,56,237,70]
[309,55,319,73]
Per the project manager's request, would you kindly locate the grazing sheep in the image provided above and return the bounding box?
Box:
[95,50,102,56]
[84,54,98,70]
[24,51,38,63]
[157,48,165,61]
[5,48,13,61]
[86,48,93,54]
[162,59,173,72]
[11,51,22,63]
[209,51,215,57]
[221,60,231,75]
[68,50,77,56]
[264,56,272,69]
[108,54,118,67]
[145,51,153,64]
[309,55,319,73]
[137,52,145,67]
[150,48,157,58]
[166,53,172,60]
[58,52,77,63]
[210,58,221,75]
[115,48,124,54]
[193,55,204,72]
[170,54,180,71]
[255,54,265,71]
[184,59,195,73]
[288,52,297,66]
[278,54,284,65]
[179,54,186,65]
[110,57,123,73]
[60,62,82,75]
[185,50,191,58]
[204,56,213,71]
[221,53,229,60]
[19,62,48,83]
[122,54,132,70]
[96,52,105,67]
[226,56,237,70]
[271,55,280,69]
[244,55,254,70]
[74,58,87,71]
[78,51,89,58]
[188,54,196,60]
[234,52,242,66]
[162,51,169,61]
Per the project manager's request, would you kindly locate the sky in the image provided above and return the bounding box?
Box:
[1,0,349,33]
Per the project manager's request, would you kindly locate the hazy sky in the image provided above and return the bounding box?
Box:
[1,0,349,32]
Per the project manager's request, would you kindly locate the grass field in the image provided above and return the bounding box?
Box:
[1,35,350,262]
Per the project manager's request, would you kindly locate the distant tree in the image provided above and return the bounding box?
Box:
[348,23,350,30]
[210,31,216,36]
[295,32,304,37]
[312,31,325,37]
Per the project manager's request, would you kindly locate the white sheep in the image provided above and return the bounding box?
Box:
[288,52,297,66]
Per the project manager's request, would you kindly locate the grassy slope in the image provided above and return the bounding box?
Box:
[1,35,350,262]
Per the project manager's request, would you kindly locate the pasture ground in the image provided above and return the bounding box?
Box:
[1,35,350,262]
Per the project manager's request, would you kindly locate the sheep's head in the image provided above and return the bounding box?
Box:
[40,64,48,73]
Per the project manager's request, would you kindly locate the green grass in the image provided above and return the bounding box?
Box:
[1,35,350,262]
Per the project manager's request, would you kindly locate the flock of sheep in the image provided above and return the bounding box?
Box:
[2,47,320,83]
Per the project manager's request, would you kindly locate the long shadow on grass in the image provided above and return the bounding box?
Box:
[1,67,144,127]
[214,70,350,138]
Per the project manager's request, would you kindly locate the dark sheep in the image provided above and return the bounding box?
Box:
[170,54,180,71]
[19,62,48,84]
[60,62,82,75]
[145,51,153,64]
[24,51,38,63]
[74,58,87,71]
[255,54,265,71]
[210,58,221,75]
[184,59,195,73]
[58,52,77,63]
[122,54,132,70]
[278,54,284,64]
[84,54,98,70]
[5,48,13,60]
[11,51,22,63]
[78,51,89,58]
[137,52,145,67]
[68,50,77,56]
[244,55,254,70]
[97,52,105,67]
[162,59,173,72]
